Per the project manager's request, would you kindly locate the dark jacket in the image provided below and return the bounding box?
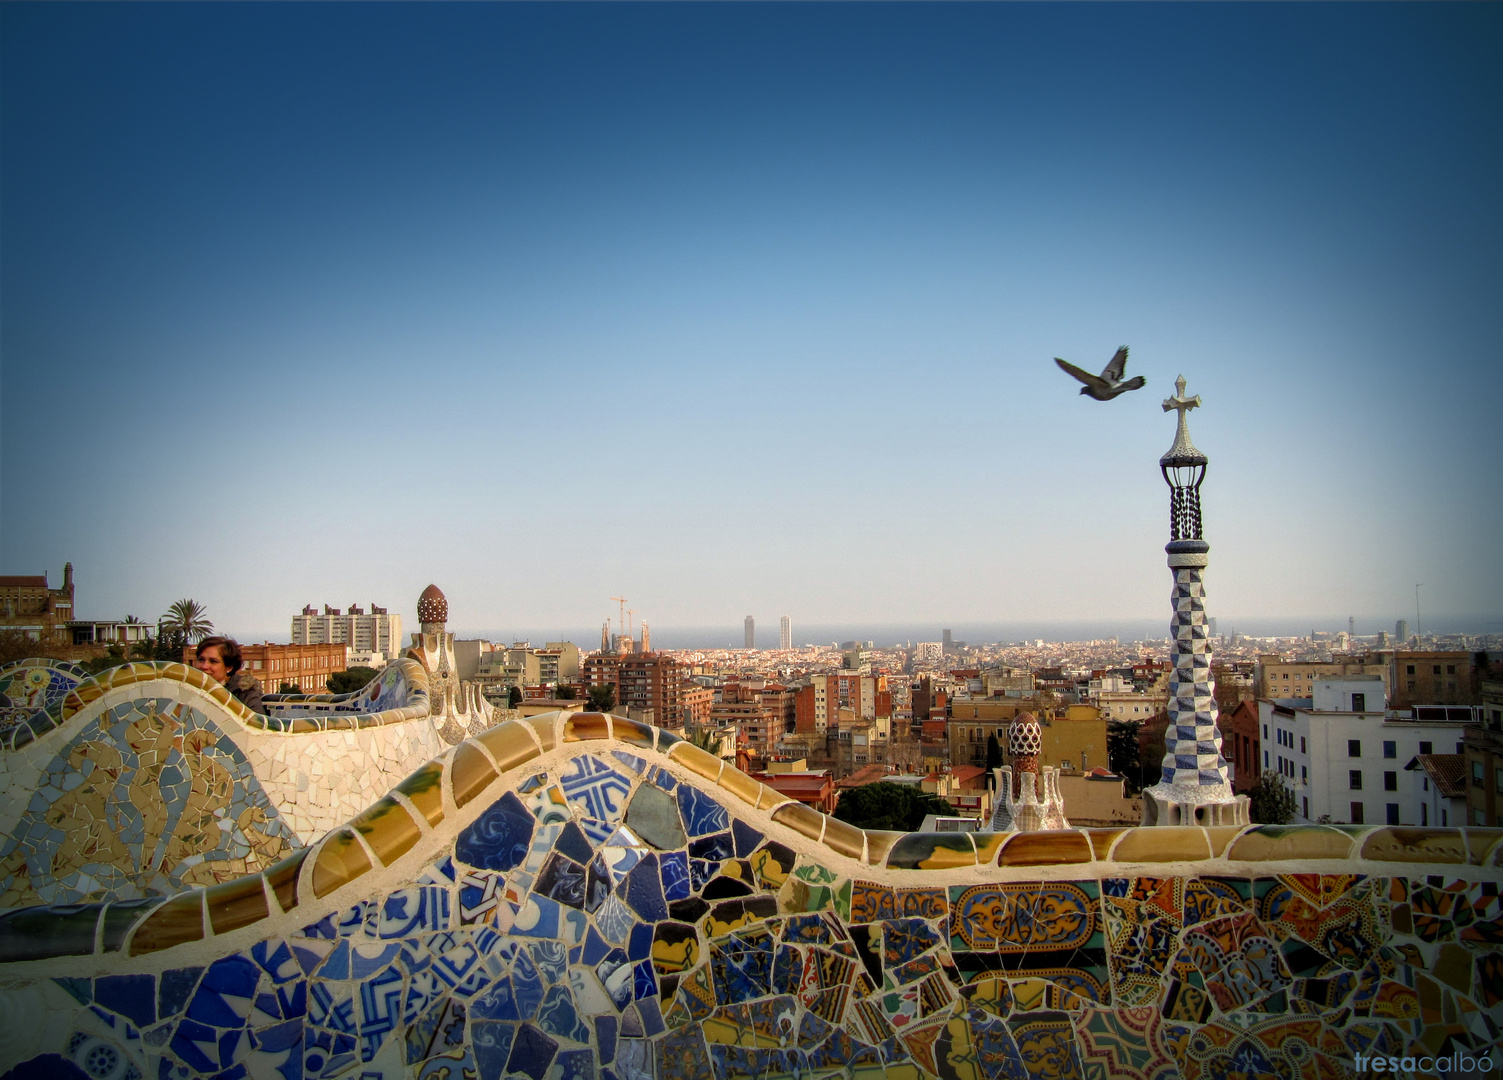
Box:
[227,671,266,714]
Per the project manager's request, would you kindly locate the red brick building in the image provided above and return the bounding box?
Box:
[617,652,682,727]
[183,641,348,695]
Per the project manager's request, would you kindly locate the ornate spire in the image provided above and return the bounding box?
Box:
[1143,377,1249,827]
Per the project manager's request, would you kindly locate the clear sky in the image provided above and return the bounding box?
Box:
[3,4,1500,645]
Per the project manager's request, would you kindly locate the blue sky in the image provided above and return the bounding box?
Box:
[3,4,1500,644]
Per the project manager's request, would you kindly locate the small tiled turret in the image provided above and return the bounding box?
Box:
[991,711,1068,832]
[417,584,448,633]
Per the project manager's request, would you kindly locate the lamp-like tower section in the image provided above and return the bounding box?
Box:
[1142,377,1250,827]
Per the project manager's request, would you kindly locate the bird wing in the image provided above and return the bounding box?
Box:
[1055,357,1108,392]
[1101,346,1129,382]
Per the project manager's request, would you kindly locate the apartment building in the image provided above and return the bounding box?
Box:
[1256,655,1388,701]
[1258,677,1472,825]
[291,604,402,656]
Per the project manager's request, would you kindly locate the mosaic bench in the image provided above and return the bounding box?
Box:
[0,711,1498,1080]
[0,661,444,907]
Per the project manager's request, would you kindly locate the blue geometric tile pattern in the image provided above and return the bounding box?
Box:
[6,751,1500,1080]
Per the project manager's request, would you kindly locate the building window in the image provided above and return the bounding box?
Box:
[1496,768,1503,794]
[1422,803,1428,826]
[1383,741,1396,759]
[1348,740,1361,757]
[1352,693,1366,712]
[1384,771,1397,791]
[1386,804,1400,825]
[1303,797,1309,818]
[1301,766,1307,782]
[1476,808,1487,826]
[1406,665,1415,675]
[1351,802,1364,824]
[1475,762,1486,788]
[1300,736,1306,754]
[1420,741,1432,755]
[1433,666,1442,675]
[1264,750,1269,768]
[1263,724,1268,739]
[1407,681,1416,692]
[1349,770,1363,790]
[1446,665,1456,675]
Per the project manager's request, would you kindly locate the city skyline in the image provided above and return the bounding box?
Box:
[3,5,1501,639]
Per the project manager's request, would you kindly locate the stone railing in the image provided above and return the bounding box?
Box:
[0,711,1497,1080]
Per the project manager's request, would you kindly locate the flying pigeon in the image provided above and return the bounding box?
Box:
[1054,346,1146,401]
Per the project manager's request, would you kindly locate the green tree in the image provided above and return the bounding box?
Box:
[555,685,577,701]
[1107,721,1142,790]
[587,683,616,712]
[1248,770,1298,825]
[833,781,952,832]
[326,666,379,695]
[160,599,214,648]
[277,682,301,695]
[507,686,523,708]
[0,630,68,666]
[984,734,1002,787]
[83,645,130,675]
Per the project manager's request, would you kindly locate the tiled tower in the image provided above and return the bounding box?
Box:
[1142,377,1251,827]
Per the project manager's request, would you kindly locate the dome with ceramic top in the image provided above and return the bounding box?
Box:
[1008,711,1042,758]
[417,584,448,625]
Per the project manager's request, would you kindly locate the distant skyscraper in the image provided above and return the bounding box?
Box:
[1395,619,1409,642]
[779,616,791,651]
[1209,617,1218,638]
[744,616,755,650]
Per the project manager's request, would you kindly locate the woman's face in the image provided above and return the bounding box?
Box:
[195,646,230,684]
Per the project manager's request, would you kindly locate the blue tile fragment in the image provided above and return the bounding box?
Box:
[506,1023,558,1080]
[92,973,155,1033]
[621,856,667,922]
[456,792,536,872]
[594,1015,618,1065]
[628,922,654,962]
[659,852,690,901]
[158,966,204,1019]
[472,1020,516,1080]
[676,786,728,837]
[731,820,765,858]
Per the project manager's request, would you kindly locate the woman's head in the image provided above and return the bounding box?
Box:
[194,636,243,683]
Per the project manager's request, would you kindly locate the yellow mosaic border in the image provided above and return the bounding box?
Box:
[2,709,1499,964]
[54,659,431,733]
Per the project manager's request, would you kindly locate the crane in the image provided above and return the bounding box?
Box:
[628,609,638,647]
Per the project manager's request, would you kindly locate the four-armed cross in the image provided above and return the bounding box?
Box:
[1162,374,1201,445]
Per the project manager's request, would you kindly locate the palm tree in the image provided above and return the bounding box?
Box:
[160,599,214,647]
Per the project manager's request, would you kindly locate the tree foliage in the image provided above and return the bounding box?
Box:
[326,667,379,695]
[1107,721,1142,791]
[554,685,577,701]
[277,682,301,695]
[833,781,952,832]
[587,683,616,712]
[507,686,523,709]
[160,599,214,647]
[1249,770,1298,825]
[0,630,67,666]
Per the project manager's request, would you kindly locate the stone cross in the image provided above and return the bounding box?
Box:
[1162,374,1201,444]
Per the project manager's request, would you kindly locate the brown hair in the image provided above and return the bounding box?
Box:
[196,636,243,675]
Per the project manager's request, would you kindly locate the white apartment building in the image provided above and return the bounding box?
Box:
[1259,677,1471,826]
[291,604,402,655]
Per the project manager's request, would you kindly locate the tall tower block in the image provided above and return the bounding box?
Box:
[779,616,791,651]
[744,616,755,650]
[1142,377,1250,827]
